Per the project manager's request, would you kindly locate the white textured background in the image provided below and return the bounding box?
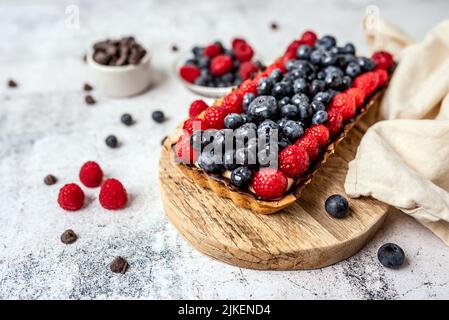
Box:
[1,0,449,299]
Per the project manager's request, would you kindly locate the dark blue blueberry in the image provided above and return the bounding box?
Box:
[212,129,230,150]
[224,113,244,129]
[277,117,289,129]
[313,91,332,105]
[377,243,405,269]
[240,113,249,124]
[282,120,304,142]
[321,51,337,66]
[330,46,342,55]
[198,56,210,69]
[257,119,279,141]
[345,61,361,77]
[280,80,294,96]
[291,93,310,107]
[324,72,343,89]
[312,110,328,124]
[278,96,291,107]
[231,166,253,188]
[235,146,257,166]
[225,48,236,59]
[342,76,352,89]
[194,76,208,86]
[309,79,326,96]
[293,78,309,94]
[316,71,325,80]
[324,66,344,77]
[310,50,324,64]
[358,57,376,71]
[248,95,278,121]
[121,113,134,126]
[325,194,349,218]
[296,44,312,59]
[278,135,290,150]
[298,101,313,121]
[280,104,299,119]
[189,130,204,151]
[342,43,355,54]
[185,58,198,66]
[311,100,326,113]
[291,68,307,79]
[192,46,203,56]
[221,72,234,84]
[233,59,240,70]
[223,150,239,171]
[327,89,338,99]
[235,122,257,142]
[243,93,256,111]
[257,77,273,95]
[258,143,278,167]
[268,69,283,83]
[152,110,165,123]
[105,135,118,148]
[315,35,336,50]
[198,150,224,174]
[271,82,287,98]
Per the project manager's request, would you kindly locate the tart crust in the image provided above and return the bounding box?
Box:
[166,88,386,214]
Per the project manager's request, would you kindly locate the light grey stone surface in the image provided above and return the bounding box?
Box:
[1,0,448,299]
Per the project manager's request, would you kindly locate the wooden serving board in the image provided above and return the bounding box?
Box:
[158,103,389,270]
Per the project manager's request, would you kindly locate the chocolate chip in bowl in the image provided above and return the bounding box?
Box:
[87,36,152,98]
[175,38,265,98]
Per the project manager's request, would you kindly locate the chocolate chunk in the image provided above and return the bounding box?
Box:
[7,79,18,88]
[93,51,111,65]
[85,95,96,105]
[44,174,57,185]
[110,256,128,274]
[114,46,129,66]
[270,22,279,30]
[83,83,93,91]
[105,44,118,56]
[61,229,78,244]
[171,44,179,52]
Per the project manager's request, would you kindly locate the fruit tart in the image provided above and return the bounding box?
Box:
[168,30,395,214]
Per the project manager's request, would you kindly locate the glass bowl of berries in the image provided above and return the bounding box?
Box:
[176,38,264,98]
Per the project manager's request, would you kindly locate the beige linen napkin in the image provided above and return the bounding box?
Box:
[344,18,449,245]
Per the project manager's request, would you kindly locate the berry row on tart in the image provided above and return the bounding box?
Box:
[172,30,394,210]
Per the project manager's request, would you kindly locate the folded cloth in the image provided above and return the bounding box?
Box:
[345,18,449,245]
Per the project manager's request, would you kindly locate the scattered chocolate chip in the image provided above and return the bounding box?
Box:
[161,135,168,146]
[105,135,118,148]
[60,229,78,244]
[7,79,18,88]
[92,36,146,66]
[121,113,134,126]
[152,110,166,123]
[43,174,57,185]
[110,256,128,274]
[85,95,96,105]
[83,83,93,91]
[171,44,179,52]
[270,22,279,30]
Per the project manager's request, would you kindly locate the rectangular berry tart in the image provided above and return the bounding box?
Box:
[169,30,394,214]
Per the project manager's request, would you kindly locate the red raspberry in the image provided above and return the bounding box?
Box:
[210,54,233,76]
[239,61,259,80]
[329,93,356,121]
[179,65,200,83]
[279,145,310,178]
[175,133,198,164]
[232,38,246,49]
[234,41,254,62]
[188,99,209,118]
[222,91,243,114]
[99,178,128,210]
[345,87,365,108]
[204,106,228,129]
[79,161,103,188]
[182,118,208,134]
[239,79,258,96]
[306,125,330,148]
[58,183,85,211]
[371,51,393,70]
[251,168,288,200]
[375,68,389,86]
[301,30,317,46]
[284,40,302,57]
[326,109,344,137]
[354,72,379,96]
[295,134,320,161]
[203,43,222,58]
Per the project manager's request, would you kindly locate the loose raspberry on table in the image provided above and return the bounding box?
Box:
[99,178,128,210]
[179,65,200,83]
[188,99,209,118]
[210,54,233,76]
[58,183,85,211]
[305,125,330,148]
[251,168,288,200]
[279,145,310,178]
[175,133,198,164]
[295,134,320,161]
[204,106,228,129]
[79,161,103,188]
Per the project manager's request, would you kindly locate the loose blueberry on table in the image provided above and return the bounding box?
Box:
[174,30,394,201]
[179,38,264,88]
[377,243,405,269]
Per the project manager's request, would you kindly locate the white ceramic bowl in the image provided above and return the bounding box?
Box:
[87,50,152,98]
[174,51,235,99]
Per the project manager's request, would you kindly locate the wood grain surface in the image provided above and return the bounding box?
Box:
[158,103,389,270]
